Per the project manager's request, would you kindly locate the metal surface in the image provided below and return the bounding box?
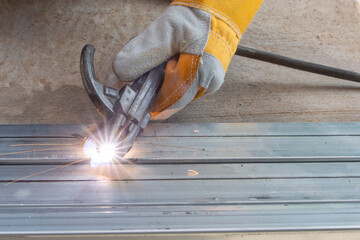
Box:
[3,122,360,164]
[2,122,360,235]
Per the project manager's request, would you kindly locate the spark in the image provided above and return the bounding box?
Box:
[5,158,87,186]
[90,143,116,167]
[83,137,120,167]
[0,147,66,157]
[10,143,74,147]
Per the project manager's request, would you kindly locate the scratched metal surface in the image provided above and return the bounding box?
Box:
[2,122,360,164]
[1,122,360,235]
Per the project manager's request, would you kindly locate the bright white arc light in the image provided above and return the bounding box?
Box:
[83,138,116,167]
[90,143,116,167]
[99,144,116,163]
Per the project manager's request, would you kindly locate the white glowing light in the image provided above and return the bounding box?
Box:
[83,137,97,158]
[99,144,116,162]
[83,137,117,167]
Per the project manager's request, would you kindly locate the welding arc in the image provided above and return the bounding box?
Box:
[236,46,360,83]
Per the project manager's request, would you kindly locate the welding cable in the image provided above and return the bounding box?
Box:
[235,45,360,83]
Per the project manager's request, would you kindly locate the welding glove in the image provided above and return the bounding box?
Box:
[112,0,263,119]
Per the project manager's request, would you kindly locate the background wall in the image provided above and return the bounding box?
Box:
[0,0,359,124]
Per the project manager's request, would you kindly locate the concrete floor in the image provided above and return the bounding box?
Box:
[1,0,359,124]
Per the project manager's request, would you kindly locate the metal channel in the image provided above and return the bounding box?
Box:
[1,122,360,235]
[2,123,360,164]
[2,122,360,137]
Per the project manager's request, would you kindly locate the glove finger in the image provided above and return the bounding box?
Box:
[113,6,210,82]
[151,52,226,119]
[151,73,200,120]
[151,53,201,114]
[105,73,126,90]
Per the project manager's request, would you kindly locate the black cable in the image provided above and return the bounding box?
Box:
[236,46,360,83]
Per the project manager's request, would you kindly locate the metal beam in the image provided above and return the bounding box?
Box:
[2,122,360,164]
[1,123,360,235]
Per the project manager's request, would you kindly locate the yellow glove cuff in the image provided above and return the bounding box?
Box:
[172,0,263,72]
[205,15,239,72]
[171,0,264,38]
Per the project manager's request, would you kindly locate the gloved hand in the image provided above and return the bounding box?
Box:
[112,0,263,119]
